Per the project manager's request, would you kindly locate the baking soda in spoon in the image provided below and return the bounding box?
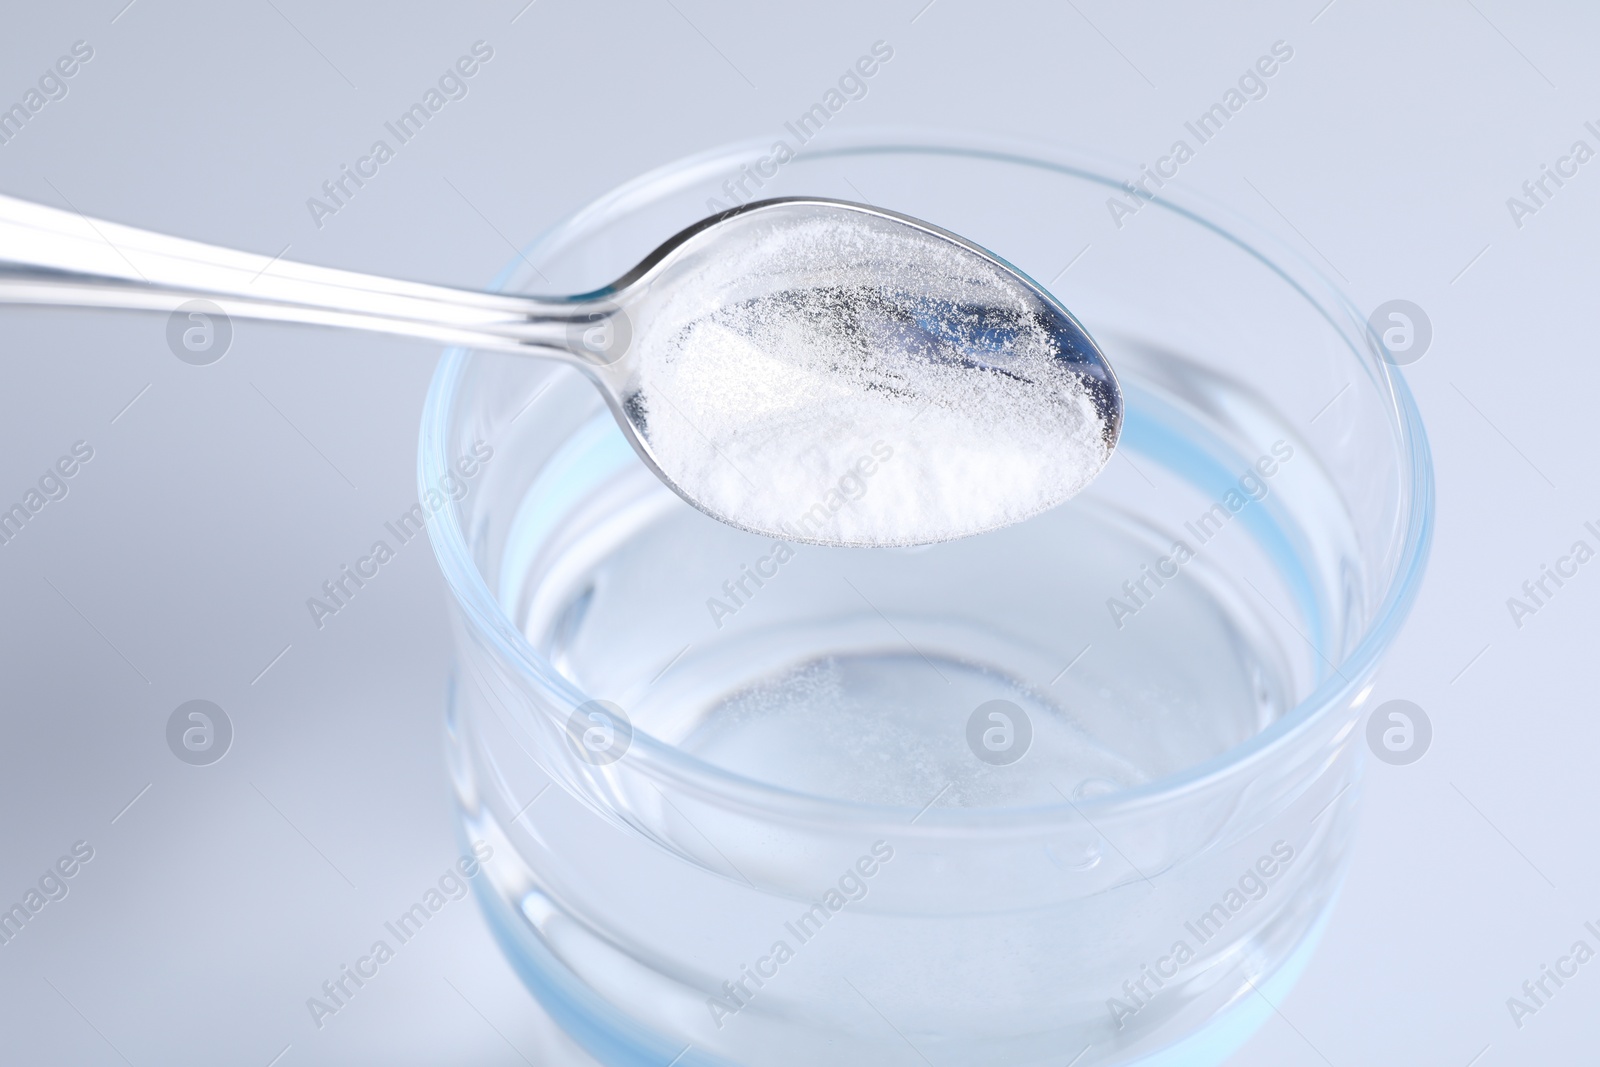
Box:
[629,208,1118,546]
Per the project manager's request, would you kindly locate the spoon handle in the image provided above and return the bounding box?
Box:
[0,191,591,357]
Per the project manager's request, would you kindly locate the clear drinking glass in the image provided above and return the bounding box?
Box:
[421,131,1433,1067]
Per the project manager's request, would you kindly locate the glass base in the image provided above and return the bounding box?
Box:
[460,809,1339,1067]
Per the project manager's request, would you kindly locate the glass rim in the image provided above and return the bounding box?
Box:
[421,127,1435,829]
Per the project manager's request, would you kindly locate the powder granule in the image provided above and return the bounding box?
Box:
[631,210,1111,545]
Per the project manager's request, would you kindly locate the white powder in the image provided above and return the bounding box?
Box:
[630,209,1113,546]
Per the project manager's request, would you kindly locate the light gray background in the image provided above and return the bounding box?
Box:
[0,2,1592,1064]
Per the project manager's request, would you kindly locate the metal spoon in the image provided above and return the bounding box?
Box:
[0,193,1120,546]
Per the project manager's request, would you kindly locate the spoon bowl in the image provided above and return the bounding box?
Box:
[0,193,1120,545]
